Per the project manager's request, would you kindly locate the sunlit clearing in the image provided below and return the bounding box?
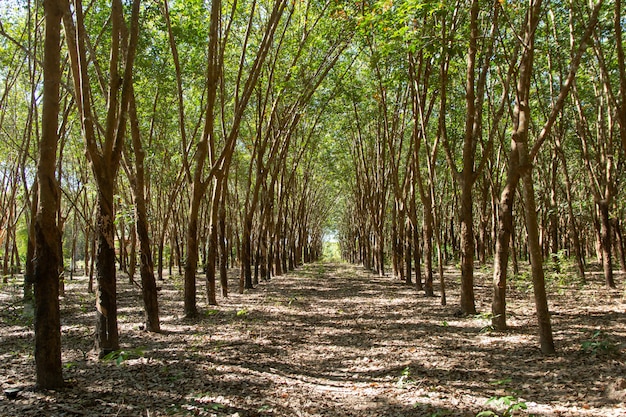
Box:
[322,241,341,262]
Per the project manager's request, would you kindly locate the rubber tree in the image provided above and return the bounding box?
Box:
[63,0,141,356]
[491,0,602,353]
[440,0,498,315]
[162,0,290,316]
[33,0,64,389]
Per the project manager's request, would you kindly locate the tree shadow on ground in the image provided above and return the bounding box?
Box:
[1,262,625,416]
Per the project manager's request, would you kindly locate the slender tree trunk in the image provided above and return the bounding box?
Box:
[34,0,64,389]
[88,232,95,293]
[492,161,520,330]
[218,180,228,297]
[94,186,120,355]
[613,218,626,272]
[598,200,615,288]
[127,93,160,332]
[242,216,254,289]
[184,191,203,318]
[459,176,476,315]
[521,168,555,353]
[205,176,225,306]
[24,178,38,309]
[423,205,434,296]
[404,218,412,284]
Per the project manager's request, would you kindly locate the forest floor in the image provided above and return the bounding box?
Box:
[1,261,626,417]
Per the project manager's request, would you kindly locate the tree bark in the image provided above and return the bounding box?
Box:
[34,0,64,389]
[126,92,160,332]
[598,200,615,287]
[218,189,229,297]
[63,0,141,356]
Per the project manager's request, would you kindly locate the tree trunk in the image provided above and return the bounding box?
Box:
[94,187,120,356]
[492,158,520,330]
[127,93,160,332]
[184,190,203,318]
[205,177,224,306]
[521,171,555,354]
[459,177,476,315]
[34,0,64,388]
[24,178,38,309]
[423,205,434,296]
[404,218,412,284]
[218,181,228,297]
[613,218,626,272]
[597,200,615,288]
[242,217,254,289]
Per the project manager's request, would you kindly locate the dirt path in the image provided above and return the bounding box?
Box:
[1,262,625,416]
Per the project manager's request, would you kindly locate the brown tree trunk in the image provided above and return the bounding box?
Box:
[242,216,254,289]
[184,189,203,317]
[63,0,141,356]
[218,179,229,297]
[492,170,519,330]
[24,178,38,309]
[34,0,64,389]
[521,168,555,354]
[94,186,120,355]
[491,0,600,338]
[613,218,626,272]
[598,200,615,288]
[127,92,160,332]
[205,176,225,305]
[422,205,434,297]
[404,218,412,285]
[459,176,476,315]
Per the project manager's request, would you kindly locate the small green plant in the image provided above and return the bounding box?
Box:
[581,330,620,356]
[474,312,492,320]
[474,312,495,333]
[545,250,575,290]
[490,377,512,386]
[205,309,219,317]
[102,347,145,365]
[397,366,414,388]
[477,395,527,417]
[511,271,532,293]
[236,308,249,318]
[480,324,495,334]
[209,403,225,411]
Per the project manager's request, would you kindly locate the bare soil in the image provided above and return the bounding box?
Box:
[1,262,625,416]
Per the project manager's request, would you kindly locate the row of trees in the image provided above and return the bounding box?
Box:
[3,0,626,391]
[1,0,352,388]
[337,0,624,356]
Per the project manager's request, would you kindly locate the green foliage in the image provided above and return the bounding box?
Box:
[474,312,495,333]
[545,250,576,289]
[322,241,341,261]
[581,330,621,357]
[396,366,415,389]
[102,347,145,366]
[236,308,249,318]
[490,377,512,386]
[511,271,533,294]
[477,395,527,417]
